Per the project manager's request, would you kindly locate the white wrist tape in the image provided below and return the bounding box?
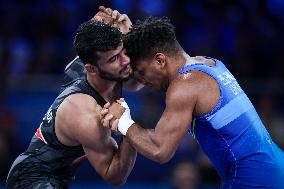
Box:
[118,117,135,135]
[118,102,135,135]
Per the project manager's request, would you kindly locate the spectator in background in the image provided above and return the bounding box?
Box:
[170,161,200,189]
[257,95,284,149]
[0,88,18,182]
[0,133,9,181]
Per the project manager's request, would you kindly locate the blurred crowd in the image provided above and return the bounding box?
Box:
[1,0,284,188]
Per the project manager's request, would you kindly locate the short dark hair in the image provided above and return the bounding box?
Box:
[124,17,181,64]
[74,20,122,66]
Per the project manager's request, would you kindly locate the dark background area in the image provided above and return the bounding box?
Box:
[1,0,284,188]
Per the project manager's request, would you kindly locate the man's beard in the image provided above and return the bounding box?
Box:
[97,66,133,82]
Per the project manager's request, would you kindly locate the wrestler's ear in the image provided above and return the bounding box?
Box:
[155,53,166,69]
[85,64,98,74]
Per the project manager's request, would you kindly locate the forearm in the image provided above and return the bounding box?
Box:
[116,103,171,163]
[126,124,170,163]
[106,136,136,185]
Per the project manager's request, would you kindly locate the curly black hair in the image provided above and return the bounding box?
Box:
[74,20,122,66]
[123,17,181,64]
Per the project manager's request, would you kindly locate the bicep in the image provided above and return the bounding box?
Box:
[154,81,197,153]
[64,94,118,176]
[154,103,193,152]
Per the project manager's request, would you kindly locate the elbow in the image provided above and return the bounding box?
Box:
[155,155,171,164]
[104,174,128,186]
[153,150,173,164]
[107,178,127,186]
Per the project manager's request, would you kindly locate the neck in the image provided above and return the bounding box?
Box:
[87,74,122,102]
[168,51,190,82]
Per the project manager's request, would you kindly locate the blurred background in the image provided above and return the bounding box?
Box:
[0,0,284,188]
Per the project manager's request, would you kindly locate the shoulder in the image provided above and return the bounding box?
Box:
[166,70,215,109]
[66,93,101,110]
[171,69,220,116]
[167,71,204,99]
[59,93,102,125]
[57,93,108,147]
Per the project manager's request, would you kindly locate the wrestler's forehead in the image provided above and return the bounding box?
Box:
[96,43,124,60]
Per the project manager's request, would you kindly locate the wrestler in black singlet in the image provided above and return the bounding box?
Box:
[6,58,106,189]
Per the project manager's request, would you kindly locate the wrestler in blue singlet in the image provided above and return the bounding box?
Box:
[178,59,284,189]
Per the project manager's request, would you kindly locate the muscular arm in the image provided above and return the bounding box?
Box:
[124,77,199,163]
[83,136,136,185]
[57,93,136,185]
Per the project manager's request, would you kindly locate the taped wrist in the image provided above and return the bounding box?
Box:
[118,116,135,135]
[118,101,134,135]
